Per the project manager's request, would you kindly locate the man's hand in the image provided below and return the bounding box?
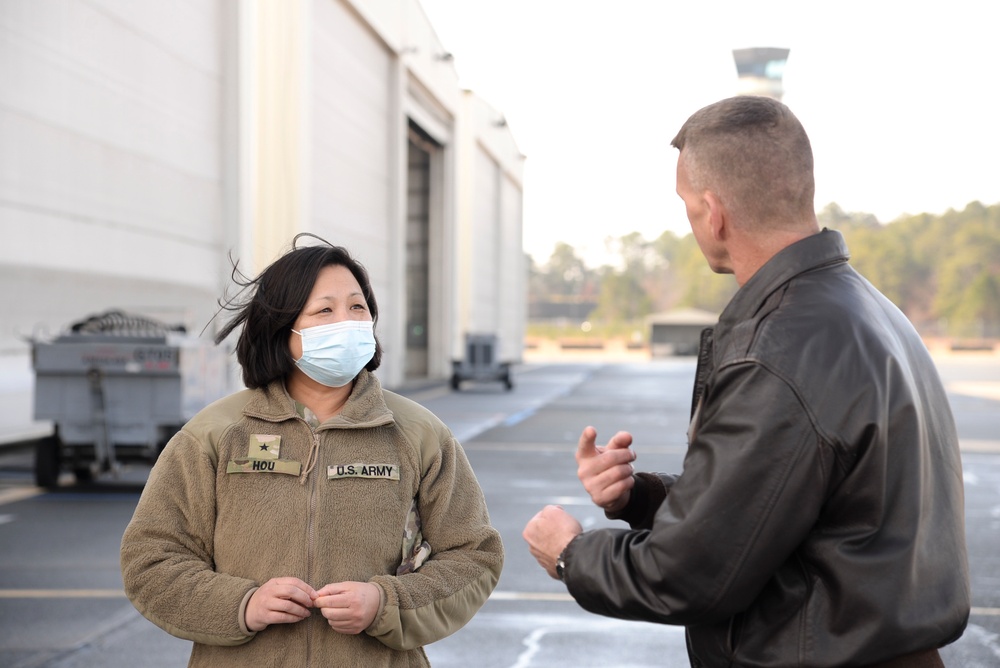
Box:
[313,581,382,634]
[576,426,636,514]
[523,505,583,579]
[245,577,317,632]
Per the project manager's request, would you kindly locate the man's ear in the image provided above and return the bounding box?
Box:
[704,190,727,241]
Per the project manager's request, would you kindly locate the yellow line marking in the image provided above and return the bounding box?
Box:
[972,607,1000,616]
[490,591,575,602]
[2,590,996,619]
[467,439,1000,455]
[948,382,1000,402]
[1,589,574,602]
[0,487,43,506]
[961,440,1000,453]
[0,589,125,598]
[464,442,686,453]
[488,593,1000,618]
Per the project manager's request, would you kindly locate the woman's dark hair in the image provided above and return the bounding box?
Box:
[214,233,383,389]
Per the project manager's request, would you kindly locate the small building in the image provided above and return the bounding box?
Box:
[647,308,718,357]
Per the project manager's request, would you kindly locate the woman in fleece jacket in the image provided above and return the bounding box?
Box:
[121,234,503,667]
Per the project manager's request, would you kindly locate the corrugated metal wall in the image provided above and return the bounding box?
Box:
[0,0,525,439]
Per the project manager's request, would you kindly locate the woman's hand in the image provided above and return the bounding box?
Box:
[313,581,381,634]
[245,577,317,632]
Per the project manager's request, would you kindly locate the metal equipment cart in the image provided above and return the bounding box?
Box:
[31,310,230,487]
[450,333,513,391]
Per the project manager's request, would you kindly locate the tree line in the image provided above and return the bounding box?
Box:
[529,200,1000,339]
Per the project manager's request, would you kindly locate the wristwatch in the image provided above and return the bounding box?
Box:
[555,550,567,581]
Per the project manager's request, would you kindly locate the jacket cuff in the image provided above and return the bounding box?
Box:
[560,533,583,585]
[605,472,668,530]
[238,587,260,637]
[364,581,388,634]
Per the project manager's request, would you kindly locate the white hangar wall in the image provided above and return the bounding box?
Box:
[0,0,231,333]
[310,0,400,377]
[305,0,466,386]
[0,0,525,439]
[457,90,526,364]
[0,0,235,441]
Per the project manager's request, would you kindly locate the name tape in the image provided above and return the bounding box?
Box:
[227,458,301,476]
[327,463,399,480]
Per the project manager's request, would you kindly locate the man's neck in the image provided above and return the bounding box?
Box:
[730,224,820,286]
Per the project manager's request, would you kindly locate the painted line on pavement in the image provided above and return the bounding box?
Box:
[490,591,575,602]
[0,486,42,506]
[947,382,1000,402]
[3,589,996,620]
[0,589,125,598]
[463,441,687,453]
[0,589,575,602]
[961,440,1000,453]
[971,607,1000,616]
[502,407,538,427]
[487,593,1000,619]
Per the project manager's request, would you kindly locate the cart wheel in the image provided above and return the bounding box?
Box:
[34,435,62,489]
[450,374,461,391]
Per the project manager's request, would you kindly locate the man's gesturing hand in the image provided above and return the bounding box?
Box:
[245,577,317,632]
[523,505,583,579]
[576,426,636,514]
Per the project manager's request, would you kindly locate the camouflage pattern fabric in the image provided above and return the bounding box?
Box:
[299,404,320,430]
[396,498,432,575]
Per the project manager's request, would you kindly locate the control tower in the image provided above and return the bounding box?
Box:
[732,47,790,100]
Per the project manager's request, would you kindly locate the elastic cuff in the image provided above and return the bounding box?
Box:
[605,472,666,529]
[364,581,388,634]
[238,587,260,637]
[605,473,648,521]
[559,533,584,585]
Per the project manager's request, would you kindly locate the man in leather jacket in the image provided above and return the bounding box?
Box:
[523,96,970,667]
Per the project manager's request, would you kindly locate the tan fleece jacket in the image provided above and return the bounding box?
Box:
[120,370,503,667]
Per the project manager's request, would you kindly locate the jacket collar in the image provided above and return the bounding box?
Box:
[713,229,849,360]
[243,369,396,429]
[720,228,849,325]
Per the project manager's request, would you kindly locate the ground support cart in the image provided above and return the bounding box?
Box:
[450,333,513,391]
[31,310,229,487]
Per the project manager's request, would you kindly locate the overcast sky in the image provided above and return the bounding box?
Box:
[418,0,1000,266]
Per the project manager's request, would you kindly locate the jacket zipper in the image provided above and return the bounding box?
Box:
[305,429,320,667]
[691,327,714,417]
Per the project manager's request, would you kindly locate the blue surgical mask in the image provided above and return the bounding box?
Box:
[292,320,376,388]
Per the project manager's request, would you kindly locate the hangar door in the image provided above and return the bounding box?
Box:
[405,121,439,379]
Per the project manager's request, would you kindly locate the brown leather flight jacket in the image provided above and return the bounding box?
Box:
[564,230,970,667]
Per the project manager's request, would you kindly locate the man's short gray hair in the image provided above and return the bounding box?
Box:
[671,96,815,230]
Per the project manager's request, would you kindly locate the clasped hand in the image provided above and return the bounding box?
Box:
[245,577,380,634]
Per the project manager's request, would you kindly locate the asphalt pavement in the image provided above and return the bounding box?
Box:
[1,354,999,667]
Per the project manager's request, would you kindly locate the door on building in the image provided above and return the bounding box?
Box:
[405,122,438,380]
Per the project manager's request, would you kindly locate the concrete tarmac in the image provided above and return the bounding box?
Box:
[2,354,999,667]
